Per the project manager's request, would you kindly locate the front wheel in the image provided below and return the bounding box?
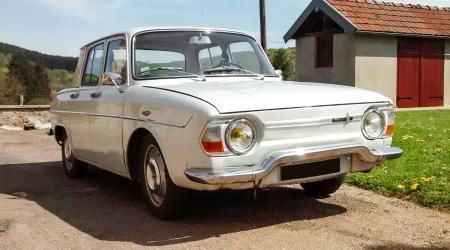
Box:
[61,132,87,178]
[301,175,345,196]
[138,135,188,219]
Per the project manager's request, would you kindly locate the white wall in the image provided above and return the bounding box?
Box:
[354,35,398,104]
[445,40,450,106]
[295,33,355,86]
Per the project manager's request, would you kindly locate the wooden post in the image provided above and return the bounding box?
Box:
[259,0,267,52]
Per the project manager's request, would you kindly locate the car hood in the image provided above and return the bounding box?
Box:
[141,79,391,114]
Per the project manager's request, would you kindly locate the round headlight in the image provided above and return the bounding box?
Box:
[225,119,256,155]
[362,110,385,139]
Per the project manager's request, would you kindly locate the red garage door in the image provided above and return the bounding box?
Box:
[397,38,444,108]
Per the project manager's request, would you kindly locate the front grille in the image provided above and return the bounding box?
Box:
[280,158,341,181]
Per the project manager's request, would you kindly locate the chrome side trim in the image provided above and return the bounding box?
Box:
[51,110,187,128]
[185,145,403,185]
[264,115,362,129]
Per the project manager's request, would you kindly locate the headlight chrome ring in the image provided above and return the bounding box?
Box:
[362,110,386,140]
[225,119,257,155]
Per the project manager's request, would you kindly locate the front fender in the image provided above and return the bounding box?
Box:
[122,85,220,187]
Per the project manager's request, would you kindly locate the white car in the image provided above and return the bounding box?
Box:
[51,27,403,219]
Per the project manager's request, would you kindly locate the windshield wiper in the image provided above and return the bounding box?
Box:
[203,66,264,80]
[137,67,206,81]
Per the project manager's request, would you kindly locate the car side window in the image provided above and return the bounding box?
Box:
[82,43,104,86]
[105,39,127,84]
[199,46,223,71]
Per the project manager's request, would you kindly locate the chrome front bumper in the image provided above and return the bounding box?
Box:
[185,145,403,185]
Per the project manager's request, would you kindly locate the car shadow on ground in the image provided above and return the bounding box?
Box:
[0,162,347,246]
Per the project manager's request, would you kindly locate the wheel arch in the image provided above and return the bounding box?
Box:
[126,127,161,182]
[54,124,67,146]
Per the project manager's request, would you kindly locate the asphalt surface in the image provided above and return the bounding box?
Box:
[0,130,449,249]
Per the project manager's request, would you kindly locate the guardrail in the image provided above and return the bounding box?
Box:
[0,105,51,111]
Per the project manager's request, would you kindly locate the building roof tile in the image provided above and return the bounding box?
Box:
[326,0,450,37]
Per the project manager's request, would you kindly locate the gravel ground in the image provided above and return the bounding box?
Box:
[0,111,52,129]
[0,130,449,250]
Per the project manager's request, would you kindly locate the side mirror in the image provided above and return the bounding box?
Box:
[275,69,283,79]
[102,72,123,87]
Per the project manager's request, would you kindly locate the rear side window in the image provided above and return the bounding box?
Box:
[82,43,104,86]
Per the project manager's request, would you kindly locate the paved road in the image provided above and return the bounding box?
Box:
[0,130,449,249]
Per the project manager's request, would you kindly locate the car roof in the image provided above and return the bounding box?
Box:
[81,27,256,49]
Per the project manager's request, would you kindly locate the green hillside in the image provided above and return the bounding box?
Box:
[0,43,76,105]
[0,42,77,71]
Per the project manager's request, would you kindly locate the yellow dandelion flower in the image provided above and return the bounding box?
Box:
[410,183,420,191]
[397,184,405,190]
[420,177,432,182]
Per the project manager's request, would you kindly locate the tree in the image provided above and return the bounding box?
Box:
[0,53,11,69]
[31,64,51,101]
[8,54,34,93]
[48,69,74,100]
[0,76,24,105]
[0,52,23,104]
[269,48,294,81]
[7,54,51,104]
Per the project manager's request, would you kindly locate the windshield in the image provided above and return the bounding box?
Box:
[133,31,276,79]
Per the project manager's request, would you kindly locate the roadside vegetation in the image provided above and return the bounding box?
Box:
[267,47,295,81]
[0,43,76,105]
[347,110,450,211]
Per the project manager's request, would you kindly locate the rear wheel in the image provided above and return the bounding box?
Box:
[138,135,188,219]
[61,132,87,178]
[301,175,345,196]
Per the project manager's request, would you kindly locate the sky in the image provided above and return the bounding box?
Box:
[0,0,448,57]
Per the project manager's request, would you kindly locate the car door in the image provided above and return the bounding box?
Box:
[69,42,106,162]
[88,37,128,175]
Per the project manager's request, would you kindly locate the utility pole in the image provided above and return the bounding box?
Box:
[259,0,267,52]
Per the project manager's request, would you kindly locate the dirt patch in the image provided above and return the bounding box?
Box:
[0,219,11,234]
[0,111,52,130]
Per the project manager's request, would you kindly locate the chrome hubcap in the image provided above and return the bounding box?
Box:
[64,139,73,170]
[144,145,166,207]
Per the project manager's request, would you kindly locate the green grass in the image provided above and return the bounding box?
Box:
[346,110,450,211]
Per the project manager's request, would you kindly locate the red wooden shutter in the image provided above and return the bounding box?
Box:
[420,40,444,107]
[397,39,421,108]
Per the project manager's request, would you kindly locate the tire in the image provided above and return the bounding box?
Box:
[61,131,87,178]
[301,175,345,196]
[138,135,188,219]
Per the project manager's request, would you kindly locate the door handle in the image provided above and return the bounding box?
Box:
[90,91,102,98]
[70,93,80,99]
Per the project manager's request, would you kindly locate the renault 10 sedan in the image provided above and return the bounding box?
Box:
[51,27,403,219]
